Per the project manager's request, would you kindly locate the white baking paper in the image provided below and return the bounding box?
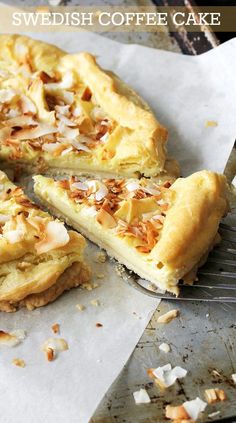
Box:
[0,31,235,423]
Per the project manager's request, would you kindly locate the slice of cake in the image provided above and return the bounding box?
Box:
[34,171,228,295]
[0,170,90,312]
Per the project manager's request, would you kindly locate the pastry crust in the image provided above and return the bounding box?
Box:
[0,171,90,311]
[0,34,168,178]
[33,171,228,295]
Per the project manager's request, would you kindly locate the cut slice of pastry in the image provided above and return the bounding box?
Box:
[0,34,168,178]
[0,171,90,312]
[34,171,228,295]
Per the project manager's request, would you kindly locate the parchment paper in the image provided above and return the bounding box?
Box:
[0,31,235,423]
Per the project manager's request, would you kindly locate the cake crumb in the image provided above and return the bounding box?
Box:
[90,299,100,307]
[46,347,54,362]
[96,273,104,279]
[12,358,25,368]
[205,388,227,403]
[205,120,218,127]
[51,323,60,334]
[83,282,99,291]
[157,309,179,323]
[96,323,103,328]
[94,251,107,263]
[76,304,86,311]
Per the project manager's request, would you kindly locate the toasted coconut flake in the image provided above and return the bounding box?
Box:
[72,140,90,153]
[61,91,74,105]
[142,184,160,196]
[12,358,25,368]
[71,181,88,191]
[157,309,179,324]
[0,214,11,224]
[183,397,207,421]
[95,183,108,201]
[125,181,140,192]
[72,106,82,117]
[205,388,227,403]
[0,88,17,103]
[90,106,107,122]
[96,208,117,229]
[0,329,26,347]
[55,104,70,116]
[152,363,187,388]
[4,228,25,244]
[42,142,62,153]
[133,388,151,404]
[21,95,36,114]
[60,146,73,156]
[45,71,74,90]
[57,113,77,127]
[35,220,69,254]
[58,122,79,139]
[51,323,60,334]
[4,115,37,127]
[42,337,68,358]
[159,342,171,353]
[12,123,57,140]
[166,404,190,420]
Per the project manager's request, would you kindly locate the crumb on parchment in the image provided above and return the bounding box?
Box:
[12,358,25,368]
[76,304,86,311]
[205,120,218,127]
[90,299,100,307]
[51,323,60,334]
[94,251,107,263]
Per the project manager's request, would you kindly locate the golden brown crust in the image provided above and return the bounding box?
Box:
[0,261,90,312]
[153,171,229,272]
[0,34,168,177]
